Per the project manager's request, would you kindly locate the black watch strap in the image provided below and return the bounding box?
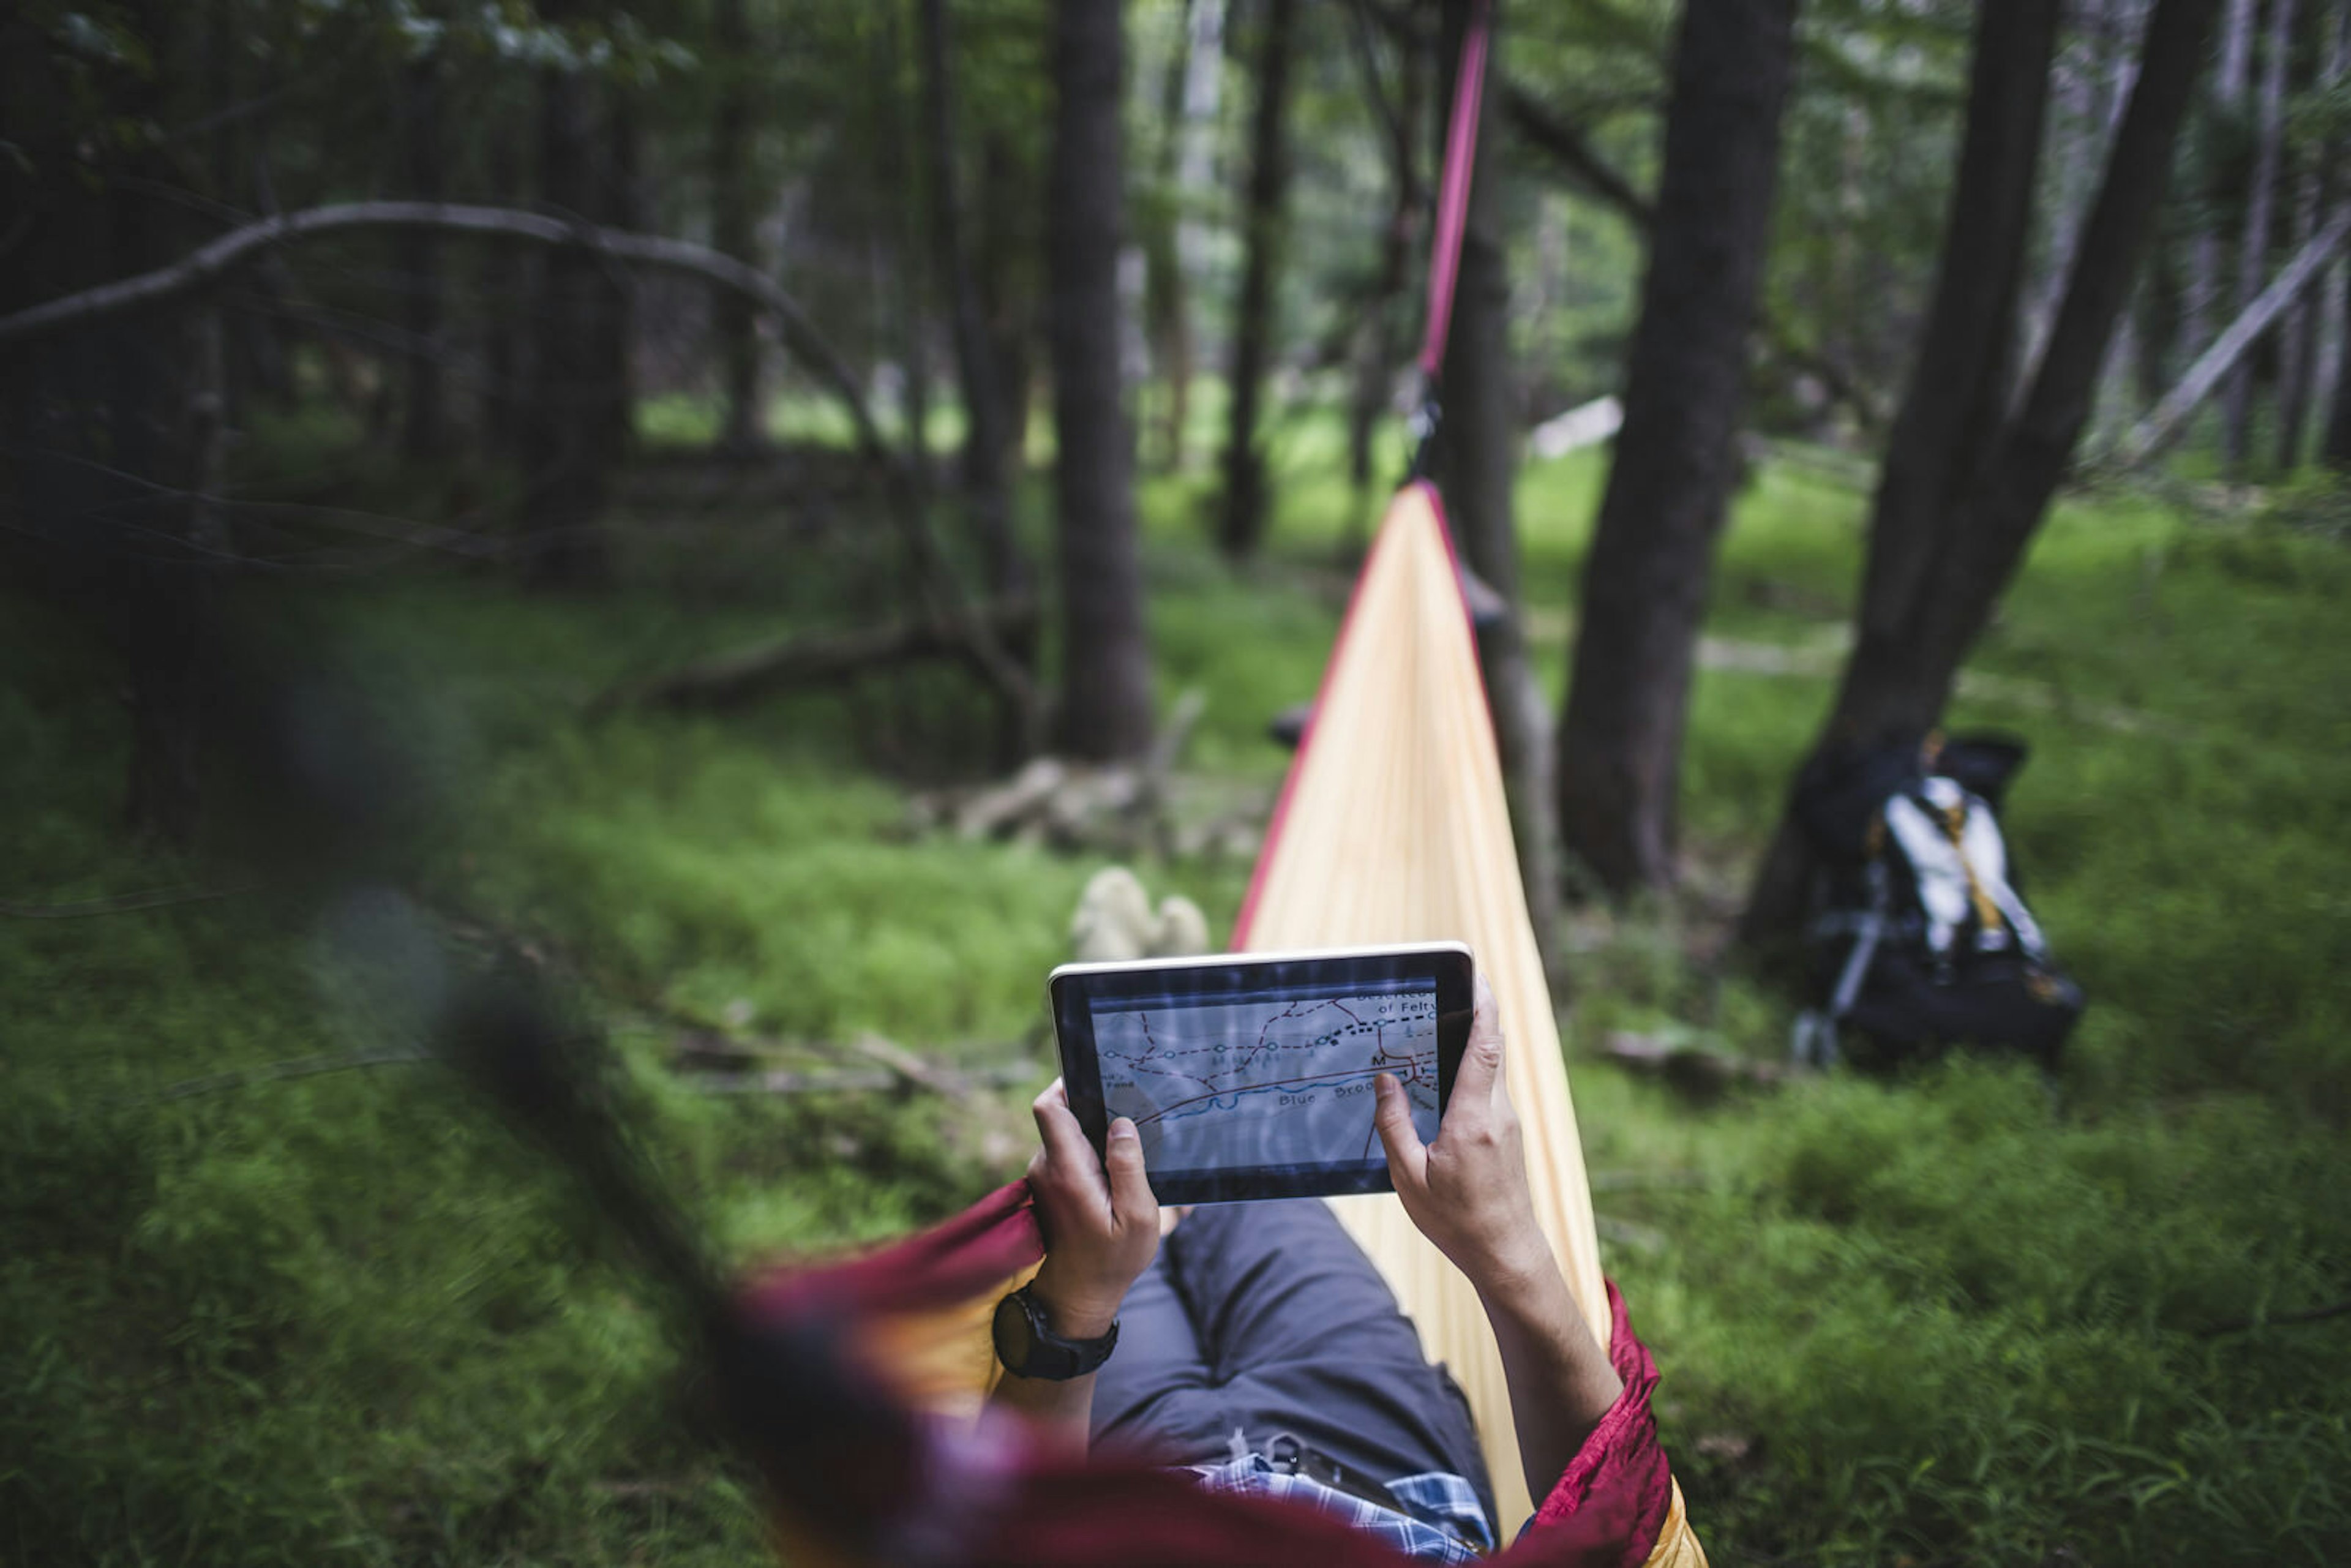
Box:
[992,1284,1119,1381]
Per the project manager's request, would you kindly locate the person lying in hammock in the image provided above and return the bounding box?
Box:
[988,980,1624,1562]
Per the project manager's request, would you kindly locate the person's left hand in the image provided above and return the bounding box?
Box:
[1024,1079,1159,1341]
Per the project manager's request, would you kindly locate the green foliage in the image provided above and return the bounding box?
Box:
[7,409,2351,1567]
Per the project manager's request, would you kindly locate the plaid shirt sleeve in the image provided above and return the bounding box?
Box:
[1187,1455,1496,1562]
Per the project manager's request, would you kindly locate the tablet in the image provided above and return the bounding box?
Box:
[1048,943,1476,1204]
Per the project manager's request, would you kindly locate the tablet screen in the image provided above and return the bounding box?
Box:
[1051,946,1474,1204]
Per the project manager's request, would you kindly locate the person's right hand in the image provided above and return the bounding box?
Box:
[1373,975,1554,1295]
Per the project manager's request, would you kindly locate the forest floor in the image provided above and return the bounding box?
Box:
[7,407,2351,1567]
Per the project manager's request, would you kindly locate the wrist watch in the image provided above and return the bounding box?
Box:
[992,1283,1119,1381]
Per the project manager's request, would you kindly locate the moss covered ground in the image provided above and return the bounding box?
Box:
[6,412,2349,1565]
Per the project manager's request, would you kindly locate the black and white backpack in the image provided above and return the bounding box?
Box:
[1789,732,2083,1071]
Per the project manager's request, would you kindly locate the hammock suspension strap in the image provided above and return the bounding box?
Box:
[1408,0,1495,479]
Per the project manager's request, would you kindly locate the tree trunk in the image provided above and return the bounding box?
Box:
[2,9,209,844]
[1344,0,1424,538]
[1167,0,1228,472]
[920,0,1027,605]
[522,48,612,587]
[1553,0,1801,896]
[710,0,762,452]
[597,92,639,461]
[1142,0,1194,473]
[1049,0,1155,761]
[2279,0,2347,466]
[1424,0,1555,958]
[1217,0,1300,561]
[2224,0,2295,471]
[1742,0,2221,954]
[2187,0,2258,364]
[876,4,931,489]
[976,130,1035,486]
[483,127,525,460]
[396,49,445,462]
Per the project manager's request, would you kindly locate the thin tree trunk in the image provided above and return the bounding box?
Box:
[1742,0,2220,953]
[976,130,1034,486]
[523,47,612,587]
[1049,0,1155,761]
[2188,0,2258,365]
[1217,0,1300,561]
[2224,0,2295,470]
[1142,0,1194,473]
[920,0,1026,605]
[1344,0,1424,539]
[1554,0,1801,896]
[396,49,444,462]
[710,0,762,452]
[876,4,931,488]
[1167,0,1228,473]
[2279,0,2347,466]
[1425,0,1555,958]
[598,92,639,461]
[483,127,525,459]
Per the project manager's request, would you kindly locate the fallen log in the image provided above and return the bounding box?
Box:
[594,599,1038,713]
[2112,204,2351,466]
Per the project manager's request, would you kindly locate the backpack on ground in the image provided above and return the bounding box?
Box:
[1788,732,2083,1071]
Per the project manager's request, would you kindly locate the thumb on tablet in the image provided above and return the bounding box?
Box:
[1103,1116,1157,1226]
[1373,1073,1428,1192]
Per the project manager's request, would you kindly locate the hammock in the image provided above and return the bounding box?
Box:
[735,3,1705,1555]
[740,480,1703,1567]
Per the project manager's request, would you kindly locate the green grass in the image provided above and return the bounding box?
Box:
[5,403,2350,1565]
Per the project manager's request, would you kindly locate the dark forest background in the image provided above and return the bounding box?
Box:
[6,0,2351,1563]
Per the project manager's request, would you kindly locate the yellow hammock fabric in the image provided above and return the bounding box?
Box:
[1231,483,1699,1558]
[876,482,1701,1562]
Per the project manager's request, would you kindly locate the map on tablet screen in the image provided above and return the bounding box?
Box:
[1090,984,1444,1179]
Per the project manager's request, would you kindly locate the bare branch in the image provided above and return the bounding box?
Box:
[1499,82,1654,230]
[2112,204,2351,465]
[1,884,253,919]
[159,1049,430,1101]
[0,200,1040,732]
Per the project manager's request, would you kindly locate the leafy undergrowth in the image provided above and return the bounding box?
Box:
[6,416,2350,1565]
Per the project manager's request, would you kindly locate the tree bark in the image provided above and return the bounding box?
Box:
[2223,0,2295,471]
[1217,0,1301,561]
[1426,0,1556,958]
[1852,0,2058,669]
[1554,0,1801,896]
[396,48,445,462]
[710,0,762,452]
[1049,0,1155,761]
[920,0,1026,604]
[1741,0,2222,955]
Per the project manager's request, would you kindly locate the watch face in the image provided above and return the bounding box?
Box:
[992,1289,1038,1373]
